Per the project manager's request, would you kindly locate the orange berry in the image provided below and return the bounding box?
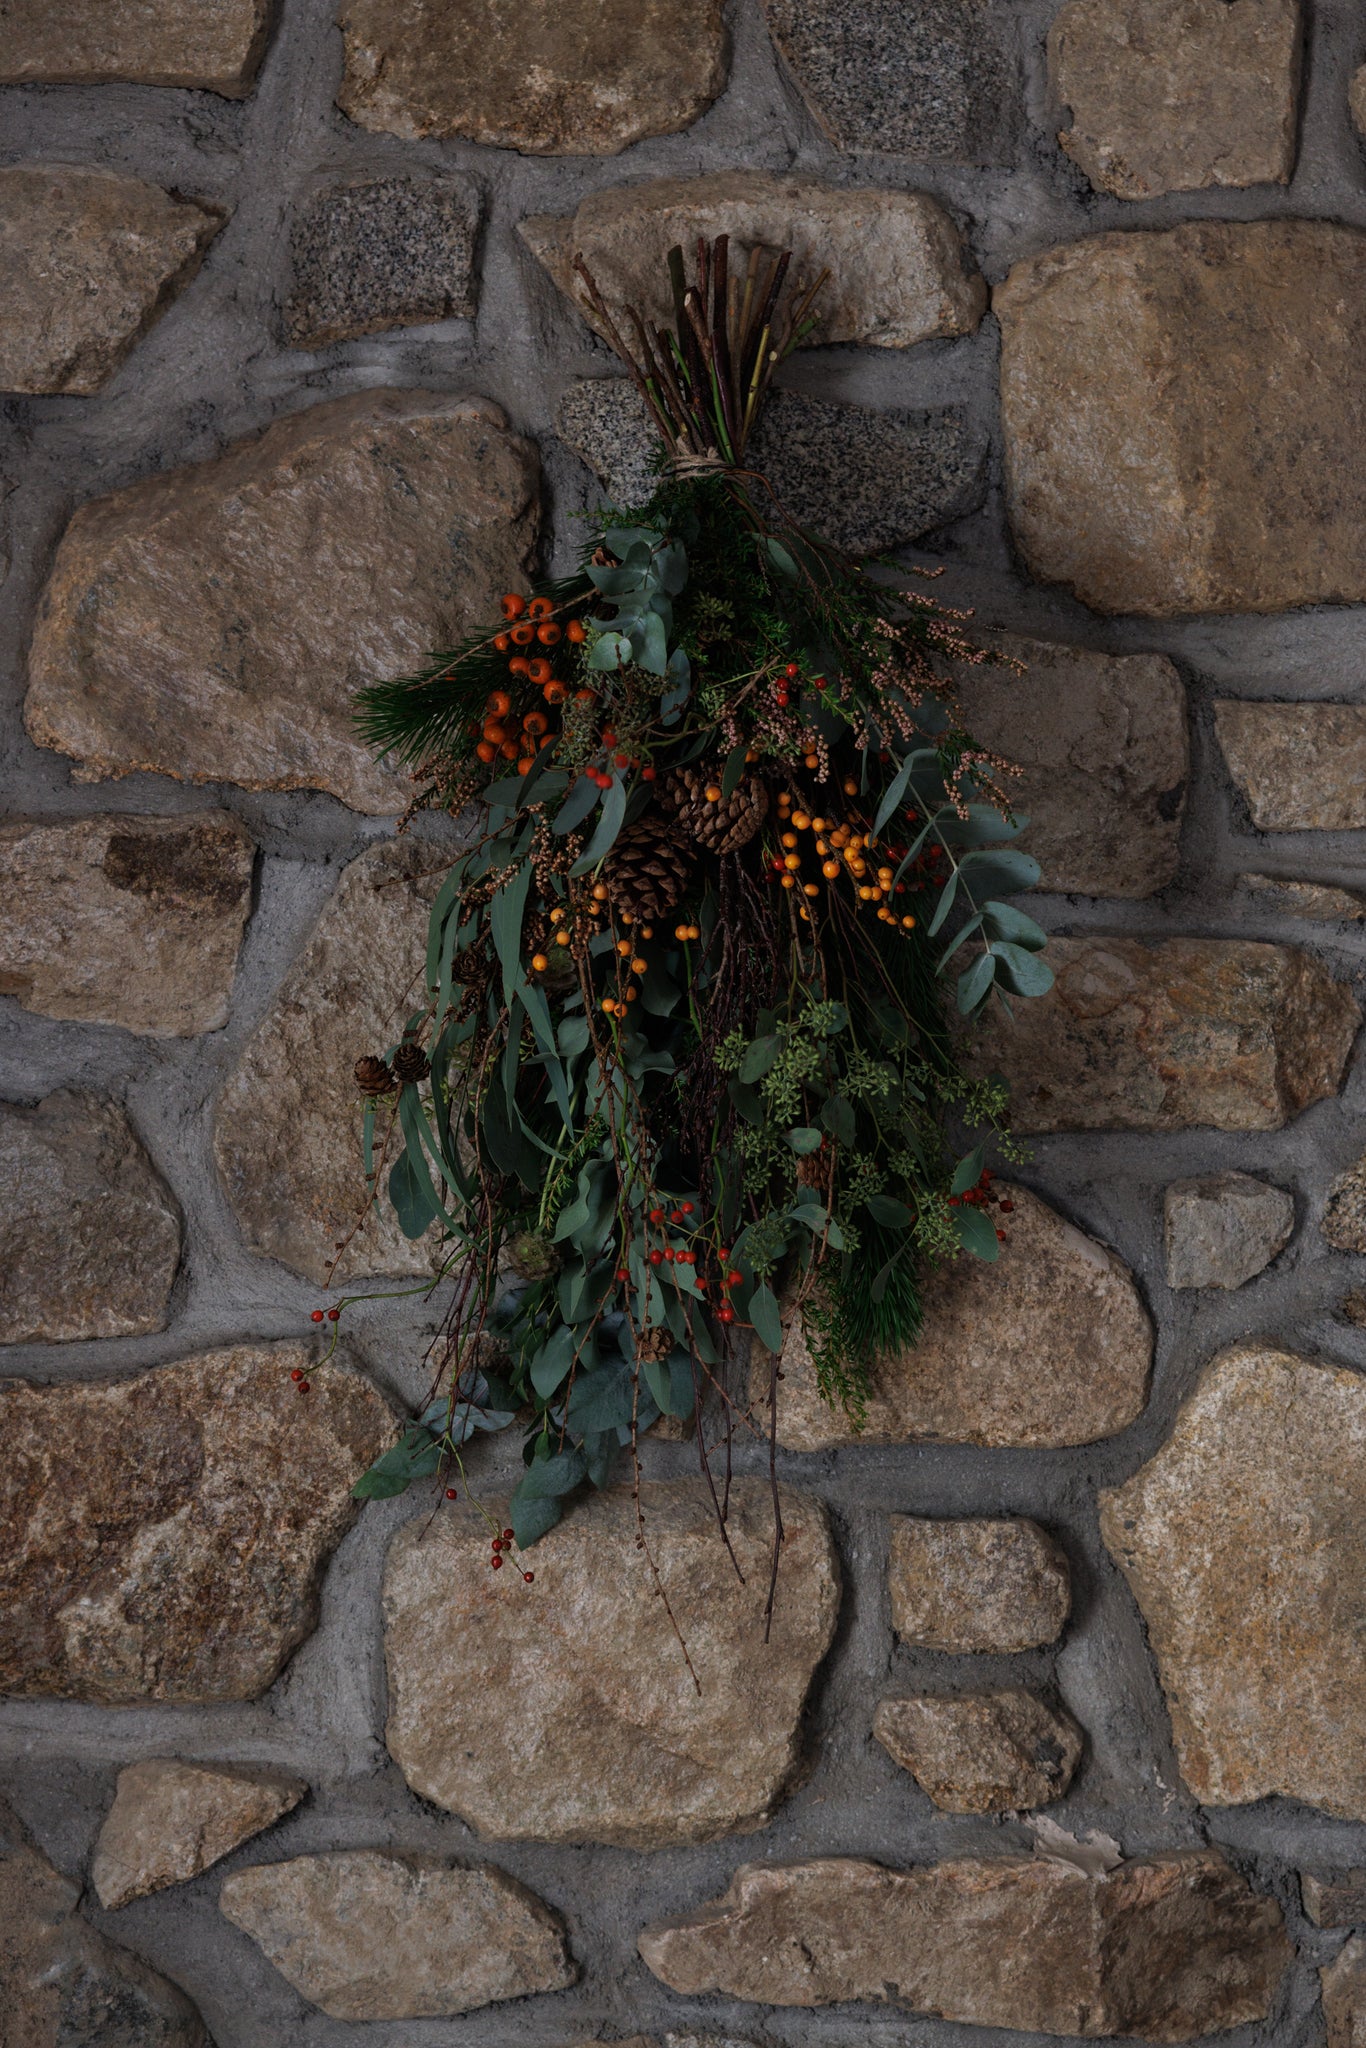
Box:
[804,753,819,769]
[554,928,571,945]
[536,622,562,645]
[784,853,802,872]
[508,655,530,676]
[527,596,554,619]
[500,739,519,760]
[843,777,858,796]
[501,593,527,620]
[526,658,553,686]
[543,679,568,704]
[482,720,506,744]
[624,986,638,1001]
[566,618,587,643]
[704,784,722,802]
[781,873,796,889]
[630,957,647,974]
[601,997,618,1014]
[493,633,510,652]
[531,953,549,971]
[510,621,535,646]
[822,859,840,879]
[522,709,549,735]
[476,741,497,764]
[803,883,819,897]
[517,757,535,775]
[486,690,511,717]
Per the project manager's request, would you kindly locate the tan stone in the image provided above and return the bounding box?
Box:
[219,1851,575,2020]
[0,164,223,396]
[0,1090,180,1343]
[889,1515,1071,1651]
[638,1851,1289,2035]
[769,1183,1151,1451]
[1240,874,1366,922]
[1049,0,1300,199]
[1302,1870,1366,1928]
[0,1799,210,2046]
[1163,1172,1294,1290]
[0,813,254,1037]
[1353,65,1366,141]
[996,221,1366,616]
[980,936,1359,1133]
[0,0,271,92]
[521,175,986,350]
[1101,1344,1366,1817]
[213,840,442,1285]
[337,0,726,154]
[0,1343,391,1703]
[952,634,1186,897]
[93,1760,307,1910]
[1324,1935,1366,2047]
[1216,701,1366,829]
[25,390,539,815]
[383,1479,840,1847]
[1324,1154,1366,1254]
[874,1689,1082,1812]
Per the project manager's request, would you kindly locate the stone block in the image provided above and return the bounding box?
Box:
[996,221,1366,615]
[0,0,272,92]
[1216,701,1366,829]
[889,1514,1071,1651]
[0,813,254,1038]
[873,1689,1083,1811]
[981,937,1359,1133]
[93,1760,307,1909]
[1322,1152,1366,1253]
[286,174,480,349]
[1240,875,1366,922]
[25,389,539,815]
[1303,1870,1366,1929]
[1163,1172,1294,1290]
[1101,1344,1366,1817]
[1323,1934,1366,2047]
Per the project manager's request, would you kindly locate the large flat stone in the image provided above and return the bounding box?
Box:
[521,174,986,350]
[638,1851,1289,2035]
[873,1689,1083,1812]
[0,0,272,91]
[383,1479,839,1847]
[1239,874,1366,922]
[981,937,1359,1133]
[768,1183,1150,1450]
[1163,1172,1294,1290]
[560,382,985,554]
[1048,0,1300,199]
[337,0,727,153]
[213,840,442,1285]
[1,163,223,396]
[93,1760,307,1910]
[0,812,255,1037]
[0,1343,391,1704]
[889,1515,1071,1651]
[286,174,480,349]
[1323,1935,1366,2047]
[952,634,1187,898]
[996,221,1366,616]
[1216,701,1366,829]
[0,1090,181,1343]
[761,0,1017,162]
[25,390,539,815]
[220,1851,575,2020]
[1101,1344,1366,1817]
[0,1800,210,2047]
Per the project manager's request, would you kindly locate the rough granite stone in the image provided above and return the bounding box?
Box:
[219,1851,576,2020]
[1,163,223,396]
[93,1760,308,1910]
[873,1689,1083,1812]
[1162,1172,1294,1290]
[1303,1870,1366,1928]
[559,382,985,555]
[0,812,255,1037]
[979,936,1359,1133]
[1323,1935,1366,2047]
[0,1344,391,1704]
[1240,874,1366,922]
[383,1479,840,1848]
[1322,1153,1366,1254]
[25,389,539,815]
[761,0,1017,162]
[637,1851,1289,2035]
[996,221,1366,616]
[0,0,272,92]
[889,1515,1071,1652]
[1101,1344,1366,1817]
[951,634,1187,898]
[0,1090,181,1344]
[1048,0,1301,199]
[0,1799,210,2046]
[1216,701,1366,830]
[521,175,986,351]
[768,1183,1151,1451]
[213,840,442,1285]
[286,174,480,349]
[336,0,727,154]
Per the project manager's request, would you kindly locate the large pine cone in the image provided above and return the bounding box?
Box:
[660,765,769,854]
[603,815,694,923]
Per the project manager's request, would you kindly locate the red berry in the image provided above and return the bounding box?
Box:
[648,1249,663,1266]
[310,1309,324,1323]
[491,1554,503,1569]
[523,1571,534,1583]
[663,1248,675,1263]
[491,1537,502,1552]
[327,1308,340,1321]
[999,1200,1015,1213]
[503,1529,514,1543]
[718,1247,731,1260]
[602,728,617,745]
[615,1267,629,1282]
[649,1207,664,1223]
[297,1380,310,1393]
[290,1368,304,1382]
[613,752,629,769]
[775,691,790,707]
[681,1201,695,1214]
[727,1269,743,1286]
[997,1229,1008,1243]
[718,1304,736,1324]
[785,662,799,678]
[445,1488,458,1500]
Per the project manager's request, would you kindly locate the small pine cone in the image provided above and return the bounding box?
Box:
[635,1325,675,1364]
[660,765,769,855]
[603,815,695,923]
[392,1042,431,1086]
[354,1054,395,1096]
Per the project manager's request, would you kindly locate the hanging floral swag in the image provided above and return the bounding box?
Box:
[316,236,1053,1588]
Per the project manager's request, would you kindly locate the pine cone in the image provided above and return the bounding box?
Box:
[392,1042,431,1086]
[660,765,769,854]
[603,815,695,923]
[634,1326,675,1364]
[354,1054,395,1096]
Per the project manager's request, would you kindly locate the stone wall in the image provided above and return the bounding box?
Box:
[6,0,1366,2041]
